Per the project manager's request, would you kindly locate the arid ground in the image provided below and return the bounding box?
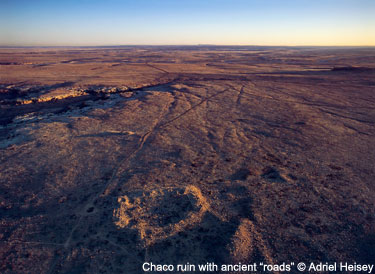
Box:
[1,46,375,273]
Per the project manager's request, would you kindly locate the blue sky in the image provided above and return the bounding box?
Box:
[1,0,374,46]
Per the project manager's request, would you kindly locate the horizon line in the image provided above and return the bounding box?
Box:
[1,44,375,48]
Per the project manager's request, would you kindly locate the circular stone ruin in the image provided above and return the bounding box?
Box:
[113,185,210,245]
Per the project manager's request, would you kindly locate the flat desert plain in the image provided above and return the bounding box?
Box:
[0,46,375,273]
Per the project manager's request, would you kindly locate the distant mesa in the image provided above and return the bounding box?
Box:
[331,66,375,72]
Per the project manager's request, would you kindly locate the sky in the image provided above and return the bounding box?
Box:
[0,0,374,46]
